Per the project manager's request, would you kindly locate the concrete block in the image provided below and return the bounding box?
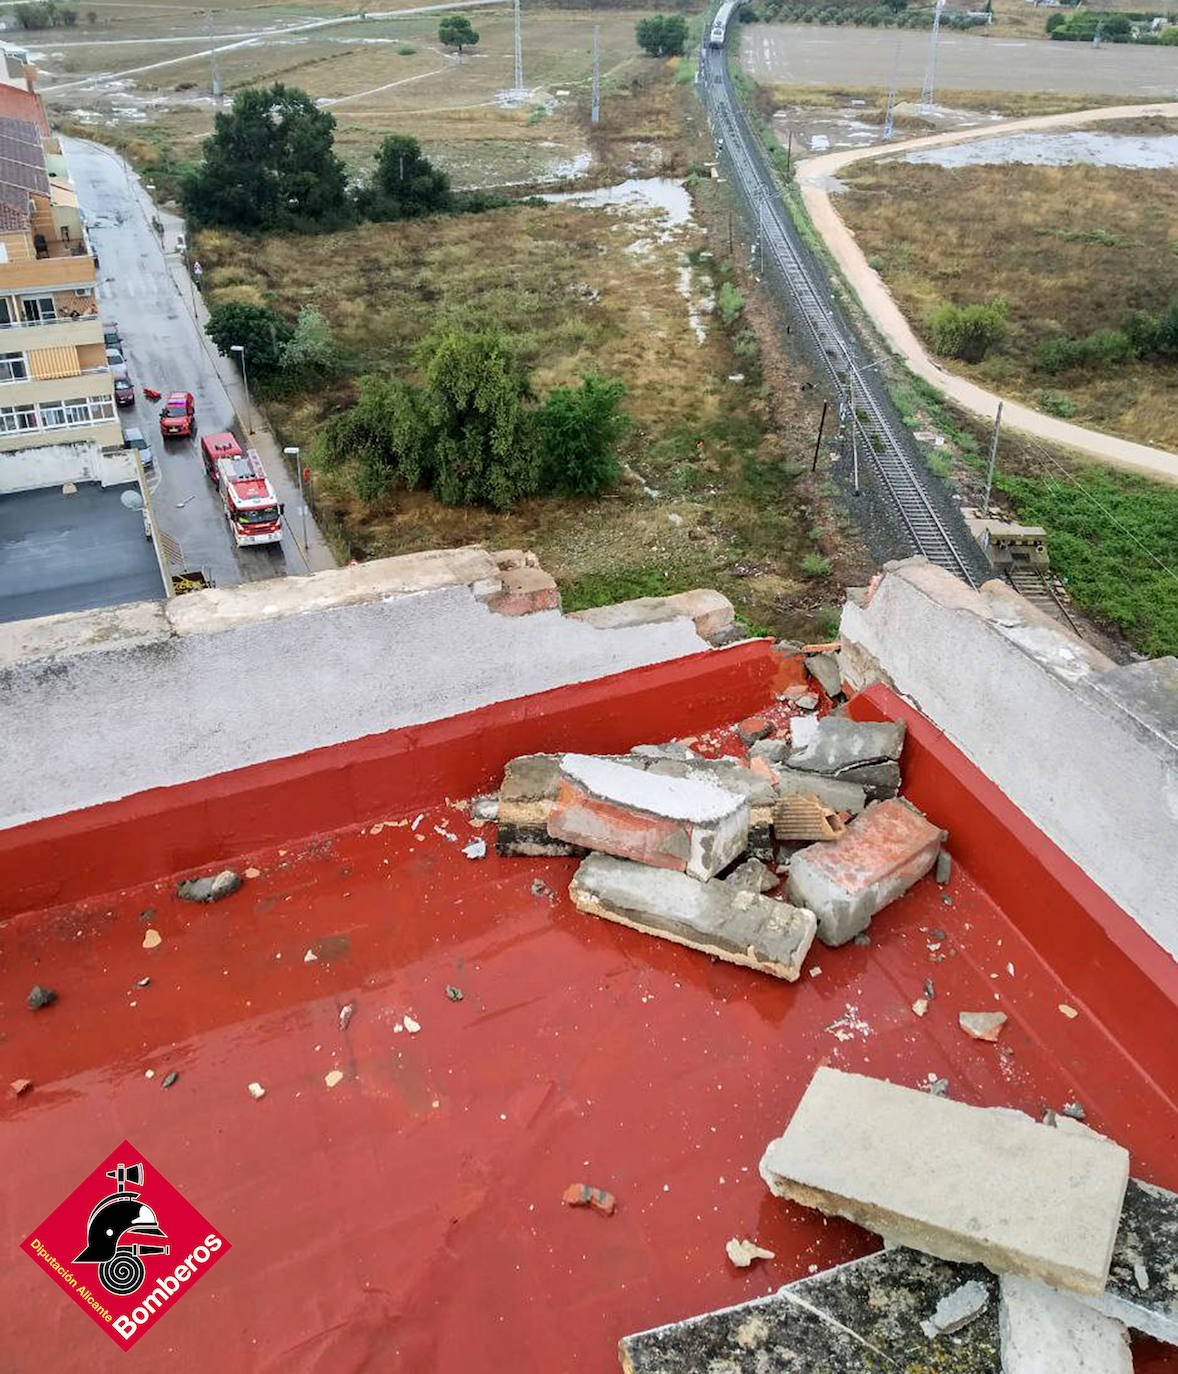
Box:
[759,1068,1130,1296]
[491,548,536,570]
[748,747,868,814]
[805,650,843,698]
[786,799,945,946]
[1000,1275,1131,1374]
[550,754,748,880]
[723,856,778,894]
[665,588,734,639]
[570,853,815,980]
[1081,1177,1178,1343]
[620,1246,1000,1373]
[488,566,561,616]
[787,716,905,772]
[497,754,586,857]
[568,588,731,639]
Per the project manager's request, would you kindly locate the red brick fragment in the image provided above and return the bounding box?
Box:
[562,1183,616,1215]
[738,716,772,746]
[10,1078,32,1096]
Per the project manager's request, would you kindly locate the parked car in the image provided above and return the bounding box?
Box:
[103,322,121,350]
[159,390,196,439]
[113,374,135,407]
[106,347,125,370]
[123,424,154,471]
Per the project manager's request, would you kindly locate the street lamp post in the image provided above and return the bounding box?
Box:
[229,344,253,434]
[284,445,308,556]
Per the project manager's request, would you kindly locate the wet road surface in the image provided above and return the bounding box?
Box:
[67,138,298,590]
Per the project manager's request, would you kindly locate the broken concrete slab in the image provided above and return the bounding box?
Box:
[569,853,815,981]
[772,794,846,843]
[785,716,905,800]
[1000,1275,1131,1374]
[759,1068,1130,1296]
[619,1246,1000,1373]
[550,754,749,881]
[959,1011,1008,1042]
[921,1278,989,1337]
[805,651,843,699]
[1081,1177,1178,1343]
[176,869,242,903]
[786,799,946,946]
[497,754,587,857]
[776,764,867,815]
[629,741,699,762]
[723,856,778,894]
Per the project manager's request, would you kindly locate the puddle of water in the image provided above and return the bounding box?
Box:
[542,177,693,228]
[904,132,1178,170]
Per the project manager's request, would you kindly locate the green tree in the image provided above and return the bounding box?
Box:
[205,301,293,378]
[281,306,339,379]
[539,374,629,497]
[635,13,688,56]
[438,14,479,52]
[181,83,349,232]
[316,375,427,498]
[357,133,452,221]
[927,299,1008,363]
[415,329,540,509]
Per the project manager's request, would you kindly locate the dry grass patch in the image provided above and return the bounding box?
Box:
[839,154,1178,451]
[196,186,852,639]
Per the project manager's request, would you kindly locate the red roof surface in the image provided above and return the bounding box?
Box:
[1,647,1176,1370]
[0,84,50,139]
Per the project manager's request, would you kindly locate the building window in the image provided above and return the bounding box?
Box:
[90,394,115,420]
[0,403,38,432]
[0,351,28,382]
[40,400,66,428]
[36,395,115,430]
[21,296,56,324]
[64,397,89,426]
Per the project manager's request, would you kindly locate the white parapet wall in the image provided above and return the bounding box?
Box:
[0,546,729,830]
[0,440,135,493]
[839,559,1178,959]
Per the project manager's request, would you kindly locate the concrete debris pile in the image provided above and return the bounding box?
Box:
[494,682,950,969]
[622,1065,1174,1371]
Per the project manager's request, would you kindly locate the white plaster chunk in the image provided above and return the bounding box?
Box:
[759,1068,1130,1296]
[560,754,744,823]
[921,1278,989,1337]
[1000,1275,1131,1374]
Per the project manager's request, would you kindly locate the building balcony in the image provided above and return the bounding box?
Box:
[0,255,97,292]
[0,368,114,408]
[0,316,103,350]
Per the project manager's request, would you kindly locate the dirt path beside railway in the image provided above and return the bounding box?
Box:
[795,101,1178,484]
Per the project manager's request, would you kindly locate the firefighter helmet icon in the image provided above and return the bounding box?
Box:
[73,1161,169,1296]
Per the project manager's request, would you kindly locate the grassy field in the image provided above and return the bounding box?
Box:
[837,135,1178,453]
[194,162,867,639]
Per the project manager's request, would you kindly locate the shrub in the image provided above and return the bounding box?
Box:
[1037,328,1133,373]
[205,301,293,377]
[1035,390,1076,418]
[926,298,1008,362]
[636,13,688,56]
[1161,25,1178,43]
[539,374,630,497]
[717,281,745,327]
[281,306,340,380]
[801,552,832,577]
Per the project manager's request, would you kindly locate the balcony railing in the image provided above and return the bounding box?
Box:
[0,310,99,330]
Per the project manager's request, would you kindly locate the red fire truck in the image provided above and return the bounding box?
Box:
[215,450,284,547]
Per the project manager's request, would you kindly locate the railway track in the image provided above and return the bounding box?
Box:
[1004,565,1085,637]
[700,23,981,587]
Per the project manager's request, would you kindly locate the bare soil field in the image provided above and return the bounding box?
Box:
[738,23,1178,99]
[39,4,689,189]
[837,132,1178,453]
[194,165,869,638]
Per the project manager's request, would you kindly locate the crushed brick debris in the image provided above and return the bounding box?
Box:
[562,1183,616,1215]
[772,794,846,842]
[11,1078,33,1096]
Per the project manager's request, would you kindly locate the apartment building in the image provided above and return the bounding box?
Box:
[0,82,118,454]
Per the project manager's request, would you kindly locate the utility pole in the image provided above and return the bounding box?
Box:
[882,35,901,141]
[981,401,1003,515]
[206,10,222,103]
[920,0,945,110]
[513,0,523,95]
[591,24,600,125]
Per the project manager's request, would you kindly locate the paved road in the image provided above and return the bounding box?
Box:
[795,103,1178,484]
[66,137,310,588]
[740,24,1178,99]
